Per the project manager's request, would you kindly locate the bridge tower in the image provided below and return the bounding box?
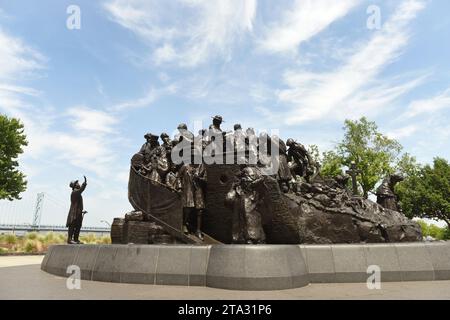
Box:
[31,192,45,230]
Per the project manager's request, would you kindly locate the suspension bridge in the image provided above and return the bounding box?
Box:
[0,192,110,235]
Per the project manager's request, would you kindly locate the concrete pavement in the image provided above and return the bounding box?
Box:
[0,255,44,268]
[1,256,450,299]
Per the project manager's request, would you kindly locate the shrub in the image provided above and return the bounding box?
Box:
[26,232,38,240]
[443,228,450,240]
[428,225,445,240]
[417,220,448,240]
[24,240,37,253]
[99,236,111,244]
[5,234,17,245]
[417,220,429,236]
[44,232,55,242]
[57,233,67,243]
[80,233,97,244]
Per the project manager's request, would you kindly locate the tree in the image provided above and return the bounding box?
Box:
[397,158,450,228]
[320,150,343,177]
[321,117,402,198]
[395,153,421,177]
[0,114,28,200]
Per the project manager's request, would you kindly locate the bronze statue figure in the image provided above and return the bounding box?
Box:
[179,163,207,239]
[210,115,223,133]
[286,138,314,181]
[66,176,87,244]
[225,166,266,244]
[174,123,194,145]
[139,133,160,164]
[376,174,404,211]
[165,163,181,191]
[272,135,292,193]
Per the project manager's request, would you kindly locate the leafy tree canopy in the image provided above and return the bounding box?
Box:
[0,114,28,200]
[320,117,402,198]
[397,157,450,227]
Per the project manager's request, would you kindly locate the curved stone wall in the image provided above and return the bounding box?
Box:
[41,242,450,290]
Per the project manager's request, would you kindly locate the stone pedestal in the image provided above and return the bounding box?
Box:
[41,242,450,291]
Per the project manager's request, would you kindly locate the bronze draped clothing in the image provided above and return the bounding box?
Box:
[376,178,398,211]
[165,171,181,191]
[179,164,207,209]
[66,182,87,227]
[225,167,266,244]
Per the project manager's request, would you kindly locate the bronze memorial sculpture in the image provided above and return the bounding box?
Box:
[46,115,434,292]
[111,115,422,245]
[66,176,87,244]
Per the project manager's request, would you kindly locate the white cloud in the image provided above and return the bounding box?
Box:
[404,87,450,118]
[0,28,45,81]
[387,124,418,139]
[109,87,159,111]
[278,0,426,125]
[258,0,360,54]
[104,0,257,67]
[67,106,119,134]
[153,43,177,64]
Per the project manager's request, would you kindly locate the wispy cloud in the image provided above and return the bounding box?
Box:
[404,87,450,118]
[387,124,418,139]
[109,84,177,112]
[0,28,45,81]
[67,106,119,134]
[258,0,360,54]
[278,0,427,124]
[110,88,157,111]
[103,0,257,67]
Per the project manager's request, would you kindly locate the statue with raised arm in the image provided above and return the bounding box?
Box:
[66,176,87,244]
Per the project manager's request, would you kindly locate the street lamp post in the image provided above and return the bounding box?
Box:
[100,220,111,237]
[100,220,111,227]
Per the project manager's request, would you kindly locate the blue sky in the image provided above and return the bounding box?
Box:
[0,0,450,227]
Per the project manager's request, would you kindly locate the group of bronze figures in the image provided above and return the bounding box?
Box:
[130,115,320,243]
[64,115,404,245]
[128,115,404,244]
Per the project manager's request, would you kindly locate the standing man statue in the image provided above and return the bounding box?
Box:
[225,166,266,244]
[66,176,87,244]
[179,163,207,239]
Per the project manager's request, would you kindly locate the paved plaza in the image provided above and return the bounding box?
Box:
[1,256,450,300]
